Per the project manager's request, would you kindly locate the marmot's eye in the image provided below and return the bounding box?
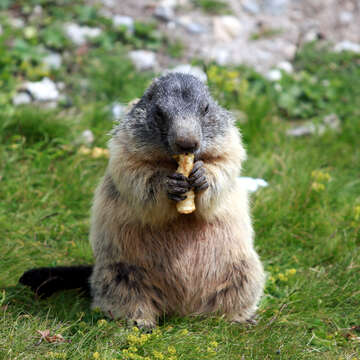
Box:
[203,103,209,115]
[154,106,166,123]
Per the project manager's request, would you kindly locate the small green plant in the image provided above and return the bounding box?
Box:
[193,0,230,14]
[273,43,360,120]
[250,27,283,40]
[166,39,185,58]
[39,23,69,50]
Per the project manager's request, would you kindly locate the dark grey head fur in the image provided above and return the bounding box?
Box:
[119,73,233,156]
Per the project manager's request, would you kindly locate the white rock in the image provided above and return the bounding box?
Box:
[266,69,282,81]
[283,43,297,59]
[242,0,261,14]
[13,92,32,106]
[113,15,134,32]
[177,17,206,34]
[274,83,282,92]
[167,21,177,30]
[277,61,293,73]
[33,5,43,16]
[111,103,126,121]
[57,82,66,91]
[129,50,158,71]
[43,53,62,70]
[339,11,353,24]
[160,0,178,8]
[24,78,59,102]
[154,6,174,22]
[166,64,207,83]
[303,30,318,43]
[334,41,360,54]
[80,129,95,145]
[183,22,206,34]
[64,23,102,46]
[237,177,268,193]
[177,0,190,5]
[286,122,331,137]
[206,47,231,65]
[323,113,340,131]
[10,18,25,29]
[101,0,116,7]
[263,0,289,15]
[213,16,242,42]
[286,123,317,137]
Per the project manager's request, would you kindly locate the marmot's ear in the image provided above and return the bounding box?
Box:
[143,77,160,102]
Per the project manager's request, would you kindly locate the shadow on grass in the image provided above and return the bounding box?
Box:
[3,284,96,324]
[3,284,258,333]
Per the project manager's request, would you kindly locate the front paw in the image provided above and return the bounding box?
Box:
[166,173,191,202]
[189,160,209,192]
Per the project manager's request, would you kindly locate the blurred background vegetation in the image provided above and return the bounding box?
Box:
[0,0,359,359]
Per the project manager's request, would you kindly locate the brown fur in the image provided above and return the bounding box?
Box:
[89,112,265,328]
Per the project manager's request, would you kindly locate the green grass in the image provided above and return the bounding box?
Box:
[192,0,231,14]
[1,1,360,359]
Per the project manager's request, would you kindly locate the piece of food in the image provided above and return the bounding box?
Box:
[174,153,195,214]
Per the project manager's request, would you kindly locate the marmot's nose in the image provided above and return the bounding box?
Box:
[175,136,199,153]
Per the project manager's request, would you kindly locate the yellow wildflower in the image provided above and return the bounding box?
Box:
[78,145,91,155]
[153,328,162,336]
[97,319,107,326]
[132,326,140,333]
[278,273,288,282]
[169,356,177,360]
[93,352,100,359]
[311,182,325,192]
[127,334,139,345]
[127,354,140,360]
[179,329,188,336]
[207,66,218,80]
[286,268,296,276]
[209,341,218,348]
[128,347,138,353]
[227,71,239,79]
[354,205,360,221]
[139,333,151,344]
[152,350,164,359]
[207,347,217,355]
[46,352,66,359]
[168,345,176,354]
[311,170,331,182]
[92,147,109,158]
[224,81,236,93]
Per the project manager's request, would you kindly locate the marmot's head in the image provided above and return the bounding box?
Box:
[124,73,233,157]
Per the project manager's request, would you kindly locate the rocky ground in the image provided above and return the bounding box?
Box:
[94,0,360,73]
[2,0,360,111]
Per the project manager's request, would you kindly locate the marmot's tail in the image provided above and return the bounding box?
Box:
[19,265,93,298]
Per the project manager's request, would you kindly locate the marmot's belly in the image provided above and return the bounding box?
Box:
[118,217,248,314]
